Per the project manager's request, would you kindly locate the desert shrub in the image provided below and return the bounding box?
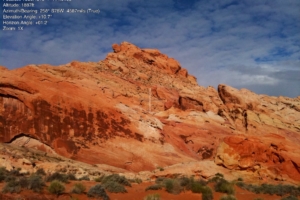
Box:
[48,180,65,195]
[235,181,245,187]
[179,176,191,187]
[155,177,165,184]
[157,166,164,171]
[190,182,213,200]
[164,178,182,194]
[9,168,21,176]
[135,178,143,184]
[35,168,46,176]
[236,183,300,196]
[253,198,264,200]
[209,173,225,183]
[201,186,213,200]
[152,176,210,195]
[199,178,208,186]
[18,177,29,188]
[87,184,110,200]
[165,179,174,193]
[281,195,298,200]
[28,174,45,192]
[4,175,16,183]
[145,184,163,191]
[220,195,237,200]
[144,193,161,200]
[237,177,243,182]
[215,173,224,178]
[101,174,131,187]
[129,177,142,184]
[0,167,7,182]
[277,184,300,197]
[260,184,278,195]
[94,175,105,182]
[191,181,204,193]
[2,179,21,193]
[67,173,77,180]
[78,175,90,181]
[71,182,86,194]
[214,179,235,195]
[0,167,7,173]
[103,181,127,193]
[46,172,69,183]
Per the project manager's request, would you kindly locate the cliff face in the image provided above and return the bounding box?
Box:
[0,42,300,182]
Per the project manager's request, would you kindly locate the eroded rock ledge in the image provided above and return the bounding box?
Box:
[0,42,299,183]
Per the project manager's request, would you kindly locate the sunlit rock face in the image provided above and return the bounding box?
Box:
[0,42,299,182]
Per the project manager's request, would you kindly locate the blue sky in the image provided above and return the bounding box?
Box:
[1,0,299,97]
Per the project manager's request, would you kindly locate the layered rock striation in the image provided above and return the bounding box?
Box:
[0,42,299,182]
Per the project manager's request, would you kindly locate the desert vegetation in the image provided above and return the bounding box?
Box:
[146,176,214,200]
[48,180,65,195]
[87,184,110,200]
[145,173,300,200]
[93,174,132,193]
[1,167,300,200]
[71,182,86,194]
[1,167,46,194]
[0,166,139,199]
[236,179,300,197]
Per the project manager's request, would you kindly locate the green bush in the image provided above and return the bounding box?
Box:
[209,173,225,183]
[35,168,46,176]
[201,186,213,200]
[144,193,160,200]
[87,184,110,200]
[215,173,224,178]
[129,178,142,184]
[2,179,21,194]
[191,181,203,193]
[67,173,77,180]
[19,177,29,188]
[145,184,163,191]
[165,179,174,193]
[101,174,131,187]
[237,177,243,182]
[4,175,16,183]
[0,167,7,182]
[78,175,90,181]
[189,182,213,200]
[164,178,182,194]
[103,181,127,193]
[46,172,69,183]
[236,182,300,196]
[94,175,105,182]
[28,174,45,192]
[155,177,165,184]
[179,176,191,187]
[214,179,235,195]
[135,178,143,184]
[9,169,21,176]
[220,195,237,200]
[71,182,86,194]
[48,180,65,195]
[150,176,211,196]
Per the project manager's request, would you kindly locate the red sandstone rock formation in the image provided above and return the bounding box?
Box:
[0,42,299,182]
